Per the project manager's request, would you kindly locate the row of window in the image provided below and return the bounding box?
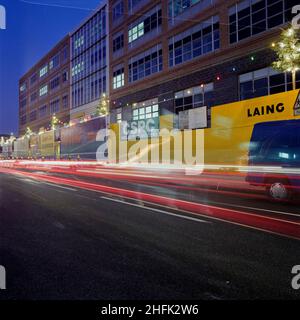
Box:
[168,0,214,22]
[113,0,212,25]
[169,16,219,67]
[132,99,159,121]
[113,16,219,89]
[174,83,214,114]
[28,71,69,102]
[128,5,162,44]
[71,40,106,84]
[20,46,69,94]
[71,7,106,59]
[112,0,296,58]
[239,67,300,100]
[71,69,107,109]
[229,0,297,44]
[20,96,69,125]
[128,44,163,83]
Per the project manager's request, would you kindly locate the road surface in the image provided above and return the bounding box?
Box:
[0,167,299,299]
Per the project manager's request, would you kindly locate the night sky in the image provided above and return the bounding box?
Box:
[0,0,101,135]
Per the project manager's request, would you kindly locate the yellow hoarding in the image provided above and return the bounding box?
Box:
[109,90,300,165]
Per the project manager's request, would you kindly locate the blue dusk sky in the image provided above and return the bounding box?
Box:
[0,0,102,135]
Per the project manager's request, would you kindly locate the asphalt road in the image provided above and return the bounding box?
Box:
[0,172,300,300]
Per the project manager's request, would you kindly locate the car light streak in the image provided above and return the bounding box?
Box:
[0,167,299,240]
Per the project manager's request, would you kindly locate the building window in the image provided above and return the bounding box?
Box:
[112,1,124,21]
[74,35,84,50]
[113,66,125,89]
[113,33,124,52]
[30,92,38,103]
[128,0,144,13]
[132,99,159,120]
[169,15,219,67]
[20,83,26,93]
[30,110,37,122]
[72,69,107,109]
[50,76,60,90]
[71,7,106,59]
[229,0,295,44]
[50,99,60,114]
[128,44,163,83]
[20,115,27,125]
[62,70,69,82]
[30,73,37,86]
[128,5,162,44]
[39,65,48,78]
[239,67,300,100]
[39,105,47,118]
[174,83,214,114]
[168,0,213,21]
[116,108,122,123]
[39,84,48,97]
[72,61,84,77]
[62,46,69,61]
[20,98,27,113]
[62,95,69,109]
[49,54,60,70]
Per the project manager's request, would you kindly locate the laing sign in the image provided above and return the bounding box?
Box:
[0,5,6,30]
[247,103,285,117]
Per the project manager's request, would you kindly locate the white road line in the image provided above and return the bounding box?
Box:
[101,196,209,224]
[100,197,300,241]
[43,182,78,192]
[205,200,300,218]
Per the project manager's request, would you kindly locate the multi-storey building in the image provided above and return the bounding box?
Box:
[19,35,70,135]
[70,1,109,120]
[108,0,299,132]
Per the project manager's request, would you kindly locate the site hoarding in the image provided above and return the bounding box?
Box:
[60,117,106,159]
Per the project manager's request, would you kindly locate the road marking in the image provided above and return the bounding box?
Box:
[43,182,78,192]
[204,200,300,218]
[17,177,41,184]
[101,196,210,224]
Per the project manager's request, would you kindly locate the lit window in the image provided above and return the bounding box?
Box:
[20,83,26,92]
[39,84,48,96]
[113,67,124,89]
[128,6,161,44]
[74,35,84,50]
[39,65,48,78]
[116,108,122,123]
[132,99,159,120]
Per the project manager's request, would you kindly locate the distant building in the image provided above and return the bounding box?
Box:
[19,35,70,135]
[70,0,109,120]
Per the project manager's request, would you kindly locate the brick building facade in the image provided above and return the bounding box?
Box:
[108,0,298,126]
[19,36,70,135]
